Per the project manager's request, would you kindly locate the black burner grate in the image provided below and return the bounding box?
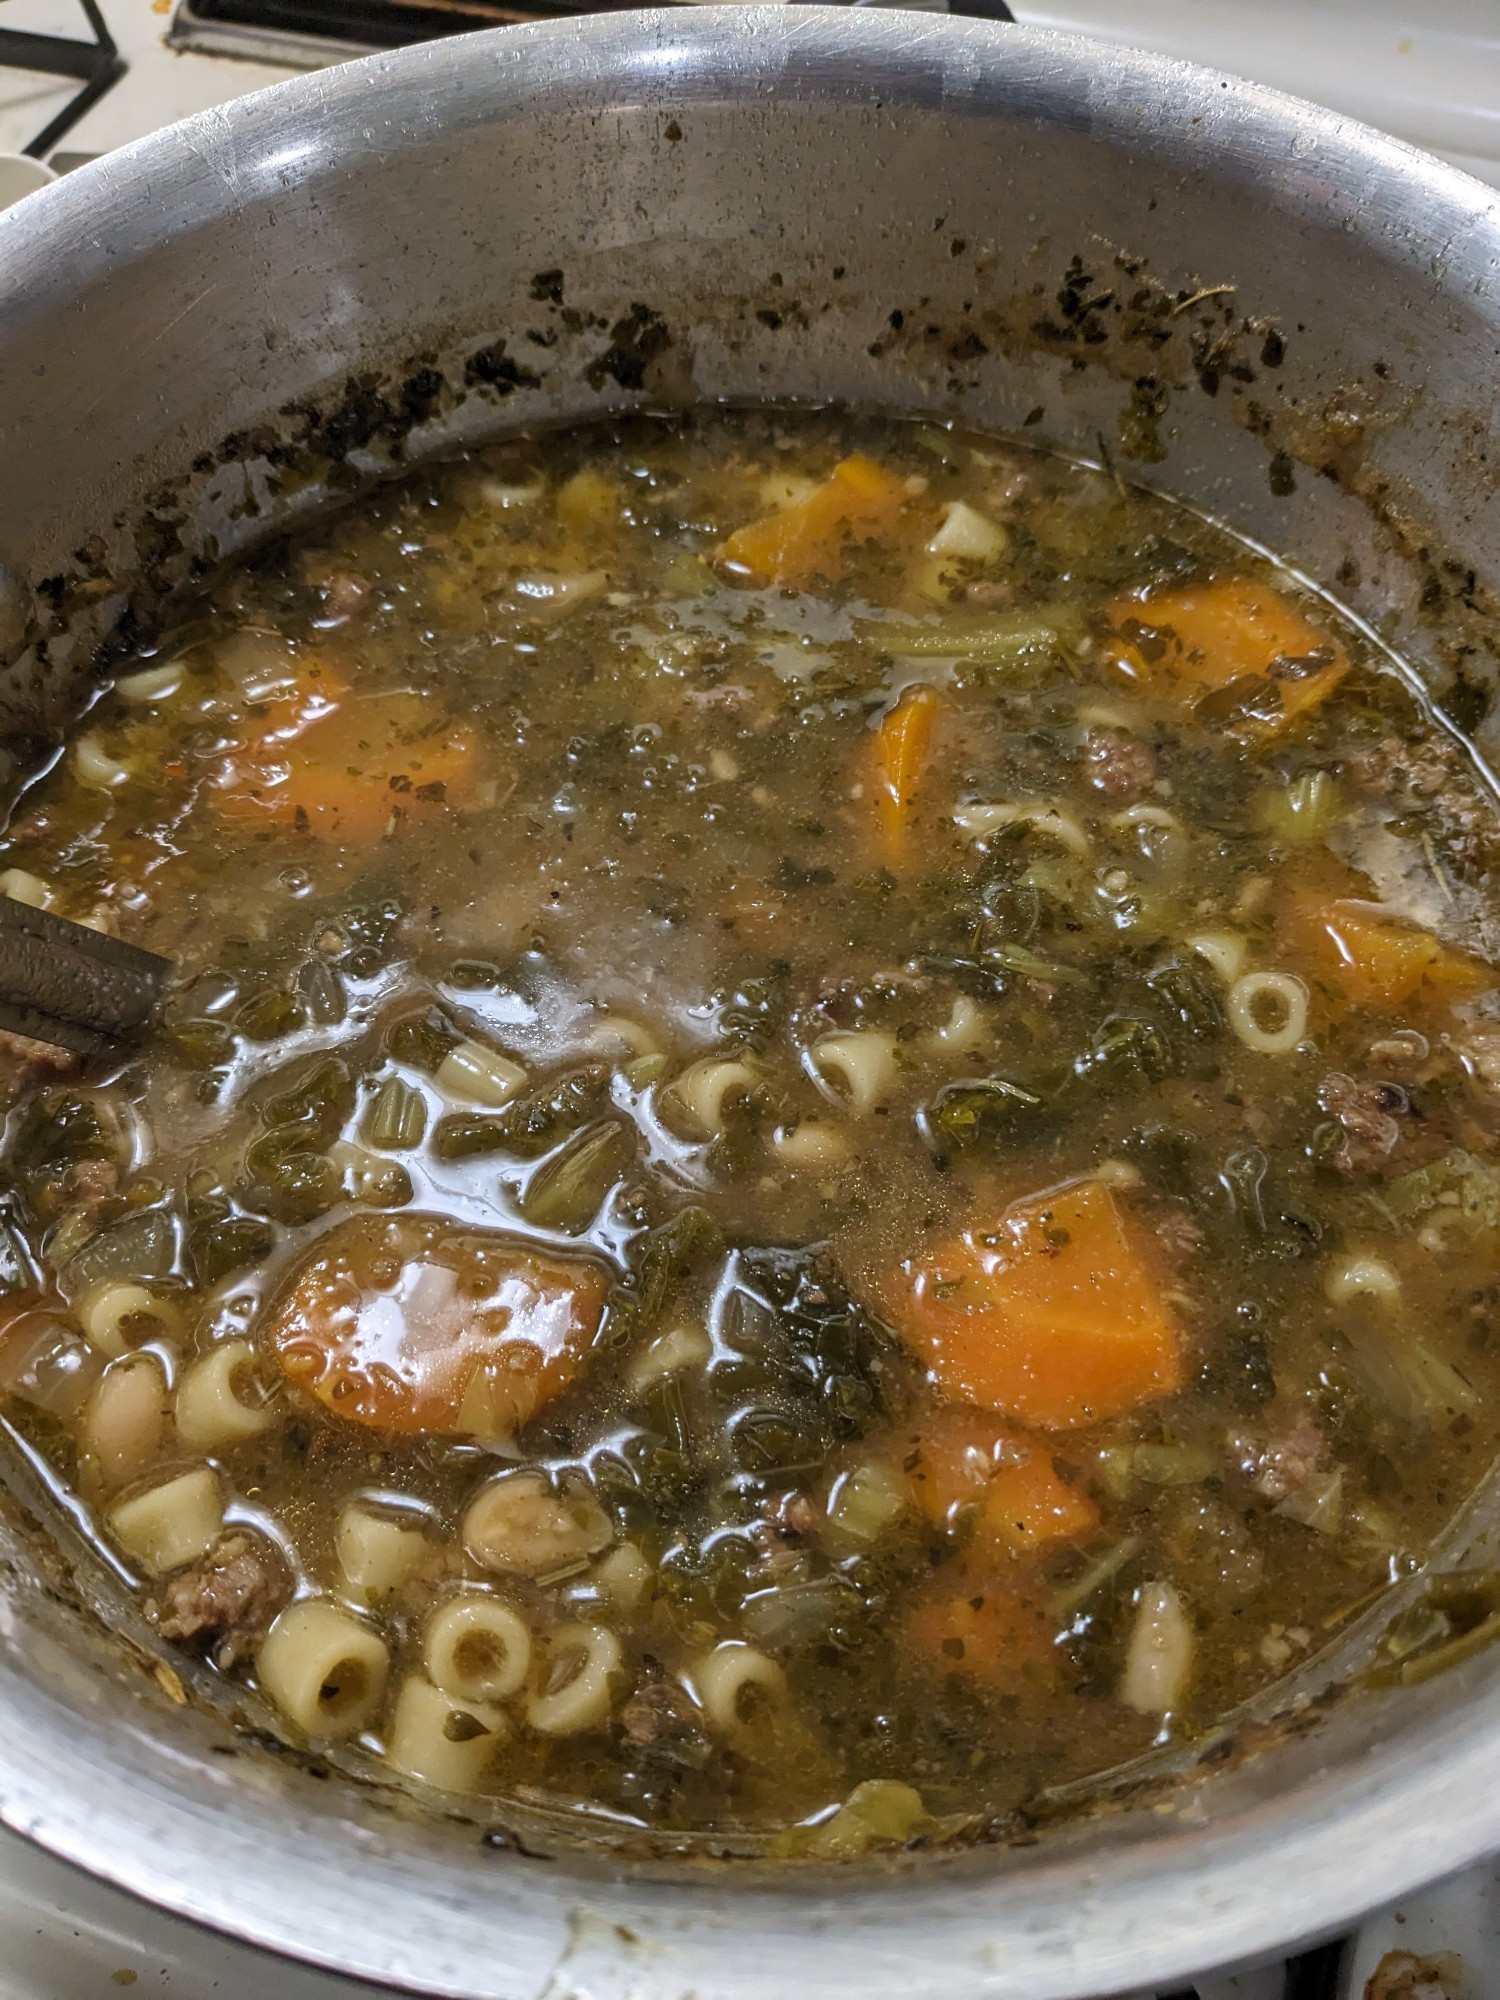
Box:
[0,0,126,157]
[169,0,1014,62]
[178,0,640,46]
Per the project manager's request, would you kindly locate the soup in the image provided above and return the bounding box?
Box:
[2,409,1498,1852]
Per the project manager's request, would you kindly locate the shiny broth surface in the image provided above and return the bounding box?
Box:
[3,409,1500,1851]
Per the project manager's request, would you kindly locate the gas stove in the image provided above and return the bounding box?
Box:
[0,3,1497,1996]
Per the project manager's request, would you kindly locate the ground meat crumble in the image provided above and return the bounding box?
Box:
[147,1531,291,1670]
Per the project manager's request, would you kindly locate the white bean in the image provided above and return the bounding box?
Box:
[478,477,544,511]
[1109,804,1181,833]
[1120,1581,1193,1716]
[463,1471,613,1578]
[82,1354,168,1489]
[769,1120,851,1169]
[1325,1254,1401,1306]
[115,661,185,704]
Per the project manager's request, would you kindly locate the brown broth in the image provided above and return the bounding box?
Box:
[2,408,1500,1850]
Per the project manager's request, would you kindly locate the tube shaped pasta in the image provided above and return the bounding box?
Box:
[526,1623,622,1736]
[660,1056,761,1140]
[77,1282,178,1360]
[627,1320,711,1393]
[336,1500,430,1603]
[808,1031,899,1118]
[434,1039,527,1108]
[424,1594,532,1703]
[385,1672,509,1794]
[83,1353,168,1489]
[258,1599,389,1739]
[589,1543,653,1612]
[107,1466,223,1576]
[1227,971,1309,1055]
[175,1339,275,1451]
[691,1642,786,1739]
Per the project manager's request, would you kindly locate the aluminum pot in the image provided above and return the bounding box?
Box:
[2,11,1500,1994]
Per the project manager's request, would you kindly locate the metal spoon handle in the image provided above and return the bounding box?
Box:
[0,894,170,1056]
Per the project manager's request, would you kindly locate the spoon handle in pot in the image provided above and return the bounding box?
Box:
[0,894,170,1056]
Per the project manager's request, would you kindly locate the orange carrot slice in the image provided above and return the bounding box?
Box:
[909,1411,1099,1552]
[1282,887,1493,1015]
[1104,578,1347,744]
[213,666,476,842]
[869,682,940,868]
[264,1213,607,1440]
[905,1572,1059,1687]
[717,455,909,589]
[884,1179,1182,1431]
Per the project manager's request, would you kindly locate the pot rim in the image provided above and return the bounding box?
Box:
[3,10,1500,1994]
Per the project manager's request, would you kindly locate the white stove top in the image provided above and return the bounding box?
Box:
[0,2,1497,1994]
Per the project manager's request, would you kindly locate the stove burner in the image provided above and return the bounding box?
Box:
[0,0,126,157]
[170,0,688,62]
[169,0,1015,65]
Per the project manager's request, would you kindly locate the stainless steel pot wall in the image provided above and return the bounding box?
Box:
[2,12,1500,1995]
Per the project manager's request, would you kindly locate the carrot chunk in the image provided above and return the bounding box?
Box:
[1282,888,1493,1014]
[905,1573,1059,1687]
[885,1179,1182,1431]
[264,1212,607,1440]
[717,455,909,589]
[1104,578,1347,744]
[909,1411,1098,1552]
[213,666,476,841]
[869,682,940,867]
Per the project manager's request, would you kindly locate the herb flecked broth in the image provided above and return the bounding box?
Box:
[3,408,1500,1850]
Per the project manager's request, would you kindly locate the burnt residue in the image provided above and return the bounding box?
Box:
[16,232,1500,774]
[464,338,543,397]
[1117,377,1170,464]
[865,242,1498,725]
[583,303,673,392]
[281,365,448,465]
